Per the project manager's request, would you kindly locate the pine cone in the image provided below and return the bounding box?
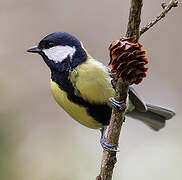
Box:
[108,36,149,85]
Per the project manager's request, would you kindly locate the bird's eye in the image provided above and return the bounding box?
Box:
[47,42,54,48]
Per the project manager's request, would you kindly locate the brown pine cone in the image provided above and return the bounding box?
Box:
[108,36,149,85]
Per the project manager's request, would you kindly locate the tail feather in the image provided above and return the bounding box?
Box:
[126,104,175,131]
[146,103,175,120]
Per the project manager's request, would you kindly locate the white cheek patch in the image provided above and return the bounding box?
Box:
[43,45,76,63]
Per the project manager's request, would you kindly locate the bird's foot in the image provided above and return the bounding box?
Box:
[100,136,119,152]
[109,97,126,111]
[100,127,119,152]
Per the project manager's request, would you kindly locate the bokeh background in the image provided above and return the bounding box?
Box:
[0,0,182,179]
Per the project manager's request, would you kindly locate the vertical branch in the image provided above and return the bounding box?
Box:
[97,0,178,179]
[97,0,143,179]
[126,0,143,40]
[98,79,129,180]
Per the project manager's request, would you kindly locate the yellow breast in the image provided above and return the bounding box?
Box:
[50,80,103,129]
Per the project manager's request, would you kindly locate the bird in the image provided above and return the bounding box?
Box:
[27,32,175,152]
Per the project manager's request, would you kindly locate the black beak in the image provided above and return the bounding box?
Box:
[27,46,41,53]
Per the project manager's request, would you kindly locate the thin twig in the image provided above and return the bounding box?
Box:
[98,0,143,179]
[140,0,178,35]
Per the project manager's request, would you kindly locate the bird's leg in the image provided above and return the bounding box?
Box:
[109,97,126,110]
[100,126,119,152]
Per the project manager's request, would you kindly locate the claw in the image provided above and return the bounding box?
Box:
[109,97,126,110]
[100,137,115,148]
[101,138,119,152]
[100,127,119,152]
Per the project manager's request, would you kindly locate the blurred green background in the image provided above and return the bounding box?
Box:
[0,0,182,179]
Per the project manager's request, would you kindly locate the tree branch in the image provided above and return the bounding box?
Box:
[98,79,129,180]
[140,0,178,36]
[97,0,143,179]
[126,0,143,41]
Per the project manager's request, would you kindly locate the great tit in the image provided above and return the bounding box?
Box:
[27,32,175,152]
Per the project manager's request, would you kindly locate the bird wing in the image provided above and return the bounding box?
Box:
[128,86,147,112]
[69,58,115,105]
[70,57,147,112]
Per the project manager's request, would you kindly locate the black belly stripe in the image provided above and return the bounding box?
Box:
[51,70,112,126]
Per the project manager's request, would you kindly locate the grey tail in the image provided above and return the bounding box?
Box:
[126,104,175,131]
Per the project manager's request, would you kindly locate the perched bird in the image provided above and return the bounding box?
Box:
[27,32,175,152]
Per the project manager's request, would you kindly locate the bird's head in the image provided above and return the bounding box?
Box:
[27,32,87,72]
